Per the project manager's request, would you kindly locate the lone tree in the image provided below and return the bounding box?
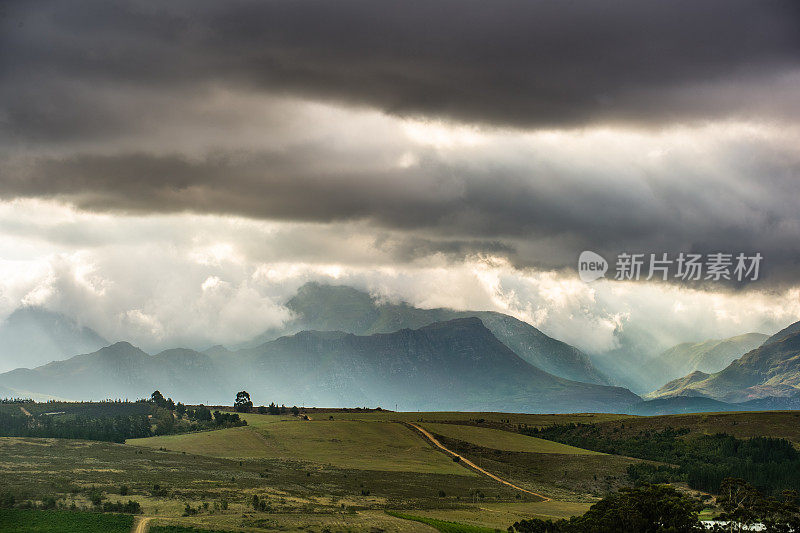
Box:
[234,391,253,413]
[150,390,167,408]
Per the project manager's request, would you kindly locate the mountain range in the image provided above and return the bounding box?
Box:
[648,321,800,402]
[0,317,640,412]
[244,282,609,385]
[1,283,798,415]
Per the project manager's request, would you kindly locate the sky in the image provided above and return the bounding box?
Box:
[1,0,799,358]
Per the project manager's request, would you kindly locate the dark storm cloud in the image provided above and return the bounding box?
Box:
[6,140,800,287]
[1,0,799,140]
[1,0,800,288]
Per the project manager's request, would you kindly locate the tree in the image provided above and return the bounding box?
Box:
[510,484,703,532]
[716,477,763,528]
[291,405,300,416]
[150,390,166,408]
[234,391,253,413]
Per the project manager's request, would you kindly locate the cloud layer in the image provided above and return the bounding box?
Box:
[0,0,798,361]
[3,0,799,135]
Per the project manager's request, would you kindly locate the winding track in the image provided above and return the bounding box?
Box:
[407,422,551,502]
[132,516,151,533]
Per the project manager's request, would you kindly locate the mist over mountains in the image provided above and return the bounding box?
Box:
[0,317,639,412]
[0,307,108,373]
[247,283,609,385]
[648,322,800,403]
[0,283,798,415]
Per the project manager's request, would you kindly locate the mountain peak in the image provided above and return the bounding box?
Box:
[0,306,109,373]
[266,283,610,386]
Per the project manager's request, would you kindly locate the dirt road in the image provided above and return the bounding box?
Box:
[131,516,151,533]
[407,422,551,502]
[19,406,31,417]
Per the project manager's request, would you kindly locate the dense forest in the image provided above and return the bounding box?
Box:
[526,423,800,494]
[0,391,246,443]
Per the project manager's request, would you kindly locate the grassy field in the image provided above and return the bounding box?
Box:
[131,418,472,474]
[407,501,592,530]
[0,434,521,532]
[7,409,796,532]
[0,508,133,533]
[385,511,496,532]
[419,423,601,455]
[325,410,632,427]
[590,411,800,444]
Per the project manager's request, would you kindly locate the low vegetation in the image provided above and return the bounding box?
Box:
[4,401,800,532]
[385,510,497,532]
[0,508,134,533]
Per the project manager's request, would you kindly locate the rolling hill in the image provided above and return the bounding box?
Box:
[0,318,640,412]
[244,282,609,385]
[0,307,108,373]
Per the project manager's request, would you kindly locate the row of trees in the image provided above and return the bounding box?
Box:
[0,391,248,442]
[234,391,300,416]
[149,391,246,435]
[0,410,151,443]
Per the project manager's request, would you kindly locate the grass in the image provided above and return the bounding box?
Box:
[409,501,591,529]
[0,434,523,531]
[129,427,272,459]
[428,432,644,501]
[131,418,473,474]
[0,508,133,533]
[327,410,633,427]
[150,526,234,533]
[16,410,787,532]
[386,510,499,532]
[420,423,601,454]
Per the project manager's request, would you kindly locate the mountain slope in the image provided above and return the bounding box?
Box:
[0,319,639,412]
[0,342,229,403]
[647,331,800,402]
[644,333,768,386]
[0,307,108,372]
[236,317,638,412]
[764,319,800,345]
[246,282,609,385]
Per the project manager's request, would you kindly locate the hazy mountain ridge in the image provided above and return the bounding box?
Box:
[0,318,640,412]
[0,307,108,373]
[245,283,609,385]
[0,342,228,403]
[648,324,800,402]
[643,333,768,388]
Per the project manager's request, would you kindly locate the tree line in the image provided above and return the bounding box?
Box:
[0,390,246,443]
[526,423,800,494]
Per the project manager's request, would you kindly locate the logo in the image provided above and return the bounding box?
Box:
[578,251,608,282]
